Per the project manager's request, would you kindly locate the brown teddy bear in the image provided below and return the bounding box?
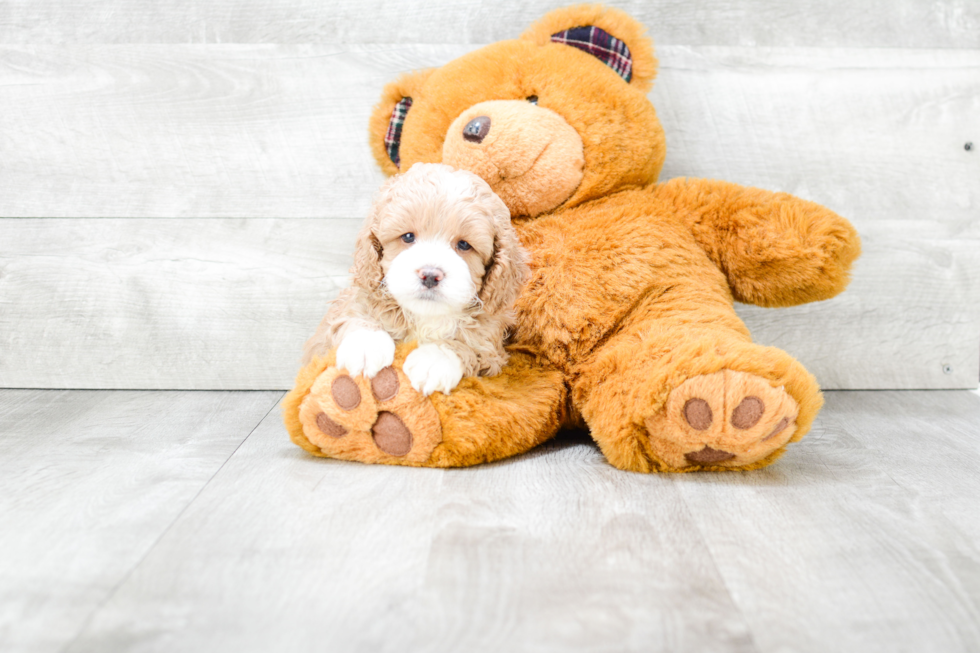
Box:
[284,4,861,472]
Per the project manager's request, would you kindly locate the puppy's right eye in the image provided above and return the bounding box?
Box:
[400,233,415,244]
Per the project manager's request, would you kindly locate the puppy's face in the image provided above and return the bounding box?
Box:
[373,167,500,317]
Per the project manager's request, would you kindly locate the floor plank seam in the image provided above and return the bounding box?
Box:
[669,476,764,653]
[57,391,287,653]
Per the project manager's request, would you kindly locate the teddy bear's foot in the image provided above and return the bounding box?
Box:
[644,370,800,471]
[296,364,443,465]
[284,346,568,467]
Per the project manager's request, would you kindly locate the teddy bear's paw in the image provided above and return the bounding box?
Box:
[644,370,800,471]
[296,364,443,465]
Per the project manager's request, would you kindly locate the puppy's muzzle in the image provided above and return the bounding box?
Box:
[418,267,445,289]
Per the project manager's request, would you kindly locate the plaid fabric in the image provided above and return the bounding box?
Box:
[551,26,633,83]
[385,97,413,167]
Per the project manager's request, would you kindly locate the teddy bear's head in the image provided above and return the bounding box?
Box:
[369,5,666,219]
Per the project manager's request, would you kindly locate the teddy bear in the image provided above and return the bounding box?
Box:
[283,4,861,472]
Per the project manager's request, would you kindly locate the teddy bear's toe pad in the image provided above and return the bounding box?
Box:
[330,375,362,410]
[298,365,442,465]
[315,411,348,439]
[685,446,735,465]
[645,369,799,470]
[682,398,713,430]
[372,411,413,456]
[371,367,400,401]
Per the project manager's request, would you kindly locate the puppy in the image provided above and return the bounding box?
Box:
[302,163,529,395]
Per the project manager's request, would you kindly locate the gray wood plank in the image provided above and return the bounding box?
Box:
[822,391,980,540]
[2,0,978,48]
[0,219,977,390]
[1,45,977,390]
[0,218,359,390]
[655,47,980,239]
[672,390,980,653]
[736,232,980,390]
[66,407,756,653]
[0,45,976,227]
[3,389,979,651]
[0,44,399,219]
[33,389,980,652]
[0,389,282,653]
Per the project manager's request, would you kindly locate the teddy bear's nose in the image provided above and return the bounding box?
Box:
[462,116,491,144]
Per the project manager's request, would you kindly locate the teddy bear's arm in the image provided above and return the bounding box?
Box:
[654,177,861,308]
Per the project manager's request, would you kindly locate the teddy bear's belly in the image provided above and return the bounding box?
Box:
[511,196,734,370]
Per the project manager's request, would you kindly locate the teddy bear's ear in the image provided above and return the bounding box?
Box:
[521,5,657,92]
[368,68,434,176]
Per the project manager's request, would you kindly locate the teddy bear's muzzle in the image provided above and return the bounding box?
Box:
[443,100,585,218]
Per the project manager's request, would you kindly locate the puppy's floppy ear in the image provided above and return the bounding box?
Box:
[350,179,396,292]
[351,225,385,292]
[478,218,530,316]
[521,5,657,92]
[369,69,435,176]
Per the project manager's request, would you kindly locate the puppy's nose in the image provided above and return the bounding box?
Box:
[462,116,491,144]
[418,267,444,289]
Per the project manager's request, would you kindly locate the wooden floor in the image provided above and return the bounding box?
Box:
[2,389,980,653]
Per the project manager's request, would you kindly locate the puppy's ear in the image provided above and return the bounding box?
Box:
[351,227,385,292]
[350,187,389,291]
[478,220,530,316]
[369,69,435,176]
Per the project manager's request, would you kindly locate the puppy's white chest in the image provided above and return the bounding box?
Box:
[408,314,460,342]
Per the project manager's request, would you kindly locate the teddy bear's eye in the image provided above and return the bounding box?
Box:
[401,233,415,244]
[526,95,539,105]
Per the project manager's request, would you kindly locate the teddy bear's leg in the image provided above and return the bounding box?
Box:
[283,344,567,467]
[572,321,822,473]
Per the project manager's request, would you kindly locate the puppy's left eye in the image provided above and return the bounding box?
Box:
[456,240,471,251]
[401,233,415,244]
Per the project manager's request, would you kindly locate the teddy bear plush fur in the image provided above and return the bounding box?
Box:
[283,4,861,472]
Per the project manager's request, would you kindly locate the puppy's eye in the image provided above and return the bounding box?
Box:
[526,95,539,105]
[400,233,415,244]
[456,240,471,251]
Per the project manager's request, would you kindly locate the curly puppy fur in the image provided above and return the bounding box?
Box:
[302,163,529,379]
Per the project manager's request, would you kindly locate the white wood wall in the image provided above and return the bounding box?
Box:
[0,3,978,390]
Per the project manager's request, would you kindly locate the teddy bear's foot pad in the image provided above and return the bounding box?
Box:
[297,365,442,465]
[645,369,799,470]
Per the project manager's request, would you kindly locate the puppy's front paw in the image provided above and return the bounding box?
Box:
[404,344,463,396]
[335,329,396,378]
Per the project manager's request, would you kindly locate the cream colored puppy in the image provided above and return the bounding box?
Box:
[303,163,529,395]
